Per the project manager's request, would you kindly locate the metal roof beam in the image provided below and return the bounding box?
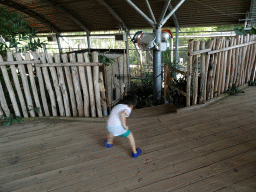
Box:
[42,0,90,33]
[97,0,128,30]
[159,0,185,28]
[158,0,171,24]
[125,0,156,27]
[145,0,156,23]
[0,0,60,33]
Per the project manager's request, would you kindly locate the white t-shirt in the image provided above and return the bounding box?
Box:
[107,104,132,136]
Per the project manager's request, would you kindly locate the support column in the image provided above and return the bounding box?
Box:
[56,33,62,54]
[153,27,162,104]
[87,33,91,50]
[175,27,179,63]
[126,30,130,90]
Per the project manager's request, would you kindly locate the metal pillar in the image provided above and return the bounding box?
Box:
[87,33,91,50]
[175,27,179,63]
[56,33,62,54]
[153,28,162,104]
[126,30,130,90]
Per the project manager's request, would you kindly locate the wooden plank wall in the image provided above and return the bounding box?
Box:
[164,34,256,107]
[0,51,106,118]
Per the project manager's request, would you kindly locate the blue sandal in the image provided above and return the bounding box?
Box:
[104,139,113,148]
[132,148,142,158]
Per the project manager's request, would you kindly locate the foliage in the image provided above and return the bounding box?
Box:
[0,114,23,127]
[0,7,45,56]
[88,52,115,66]
[248,78,256,86]
[234,26,256,35]
[225,84,244,95]
[167,76,187,107]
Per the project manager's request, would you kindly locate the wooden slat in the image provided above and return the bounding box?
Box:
[189,48,211,56]
[35,62,102,67]
[246,35,255,82]
[70,53,84,117]
[77,53,89,117]
[92,52,103,117]
[99,72,108,116]
[7,52,27,117]
[169,85,186,96]
[214,38,224,97]
[46,54,65,116]
[187,40,193,106]
[168,65,186,75]
[225,37,235,89]
[39,52,57,116]
[25,53,43,117]
[192,41,199,105]
[243,34,251,84]
[221,40,229,93]
[235,35,243,86]
[229,37,237,87]
[61,54,77,116]
[84,52,96,117]
[0,79,10,116]
[218,37,226,96]
[54,54,71,117]
[204,39,214,102]
[31,52,50,116]
[15,53,35,117]
[199,41,206,104]
[240,34,249,85]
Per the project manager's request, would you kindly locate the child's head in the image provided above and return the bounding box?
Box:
[122,95,137,109]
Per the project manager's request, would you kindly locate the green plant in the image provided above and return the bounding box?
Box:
[0,114,23,127]
[248,78,256,86]
[88,52,115,66]
[0,7,45,56]
[234,26,256,35]
[225,84,245,95]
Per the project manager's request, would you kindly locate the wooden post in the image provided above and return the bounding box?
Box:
[199,41,206,104]
[214,38,224,97]
[92,52,103,117]
[192,41,199,105]
[229,37,237,87]
[46,54,65,116]
[235,35,243,86]
[186,39,192,106]
[54,54,71,117]
[250,42,256,81]
[7,51,28,117]
[210,38,219,99]
[32,52,50,116]
[246,35,254,82]
[70,53,84,117]
[84,52,96,117]
[77,53,90,117]
[0,79,10,117]
[164,64,168,101]
[244,34,252,83]
[25,53,43,117]
[61,54,77,116]
[39,52,57,116]
[99,72,108,116]
[221,40,229,93]
[204,39,214,102]
[218,37,226,96]
[225,38,235,89]
[0,55,19,117]
[240,34,249,85]
[15,53,35,117]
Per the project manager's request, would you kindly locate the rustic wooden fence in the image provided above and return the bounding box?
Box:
[164,34,256,107]
[0,51,108,118]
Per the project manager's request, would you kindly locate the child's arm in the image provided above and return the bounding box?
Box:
[120,111,129,130]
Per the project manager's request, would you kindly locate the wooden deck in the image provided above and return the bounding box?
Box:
[0,86,256,192]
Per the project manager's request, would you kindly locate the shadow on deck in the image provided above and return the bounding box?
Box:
[0,87,256,192]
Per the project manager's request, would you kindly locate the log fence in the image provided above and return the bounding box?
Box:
[164,34,256,107]
[0,51,107,118]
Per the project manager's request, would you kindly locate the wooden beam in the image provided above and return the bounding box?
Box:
[169,85,187,96]
[35,62,102,67]
[189,48,212,56]
[0,60,41,65]
[167,65,186,75]
[1,0,60,33]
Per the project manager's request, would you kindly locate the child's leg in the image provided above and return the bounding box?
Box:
[127,132,137,154]
[107,132,115,144]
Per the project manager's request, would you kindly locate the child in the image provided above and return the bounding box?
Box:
[104,95,141,158]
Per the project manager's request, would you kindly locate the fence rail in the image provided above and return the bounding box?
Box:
[164,34,256,107]
[0,51,107,118]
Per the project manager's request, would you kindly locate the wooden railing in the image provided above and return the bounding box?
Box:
[164,34,256,107]
[0,51,107,118]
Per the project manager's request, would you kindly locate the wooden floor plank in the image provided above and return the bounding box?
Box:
[0,86,255,192]
[230,175,256,192]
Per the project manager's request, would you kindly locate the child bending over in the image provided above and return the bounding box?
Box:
[104,95,141,158]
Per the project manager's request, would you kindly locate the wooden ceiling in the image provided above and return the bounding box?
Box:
[0,0,253,33]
